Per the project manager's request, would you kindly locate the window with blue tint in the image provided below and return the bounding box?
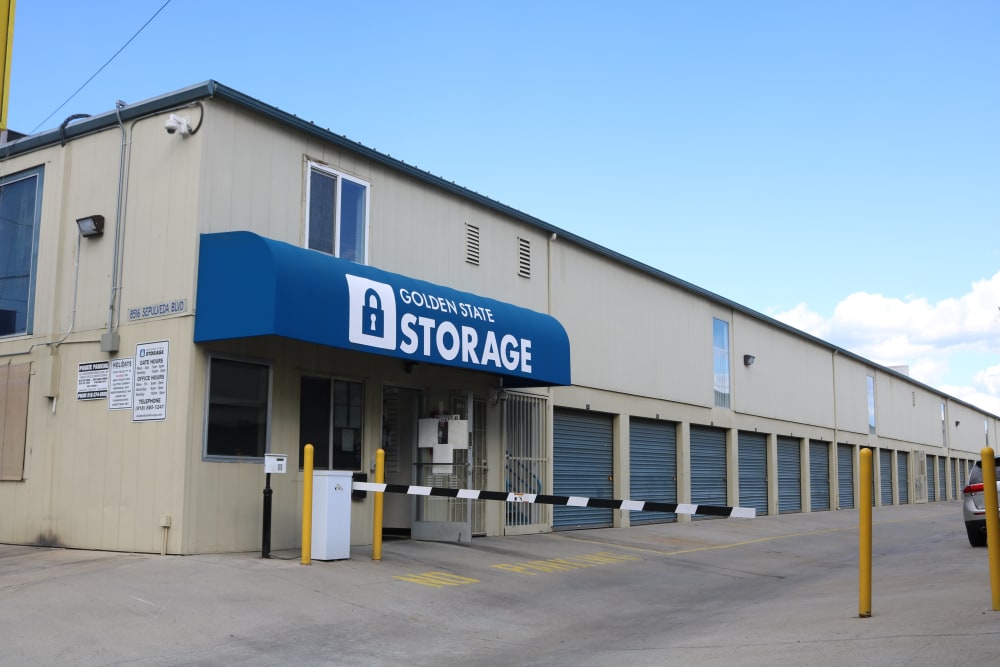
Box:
[0,168,44,337]
[307,163,369,263]
[867,375,876,434]
[713,318,730,408]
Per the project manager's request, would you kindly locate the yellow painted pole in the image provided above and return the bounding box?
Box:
[301,444,314,565]
[0,0,15,131]
[373,448,385,561]
[981,447,1000,610]
[859,447,872,618]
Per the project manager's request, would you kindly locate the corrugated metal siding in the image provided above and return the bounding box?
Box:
[629,419,677,524]
[553,409,613,529]
[897,452,909,504]
[738,432,768,517]
[880,450,893,505]
[690,426,727,520]
[809,440,830,511]
[777,437,801,514]
[927,455,937,501]
[837,444,854,509]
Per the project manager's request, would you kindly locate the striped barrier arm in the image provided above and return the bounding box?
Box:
[352,482,756,519]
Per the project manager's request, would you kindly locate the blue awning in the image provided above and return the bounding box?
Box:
[194,232,571,387]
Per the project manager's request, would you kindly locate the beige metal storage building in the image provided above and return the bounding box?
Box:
[0,81,995,554]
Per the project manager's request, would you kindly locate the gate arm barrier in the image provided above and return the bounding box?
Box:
[353,482,756,519]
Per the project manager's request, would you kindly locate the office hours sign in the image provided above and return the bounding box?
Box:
[133,341,169,421]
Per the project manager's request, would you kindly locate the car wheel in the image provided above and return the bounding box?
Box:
[967,523,987,547]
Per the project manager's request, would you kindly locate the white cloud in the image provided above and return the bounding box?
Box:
[769,271,1000,415]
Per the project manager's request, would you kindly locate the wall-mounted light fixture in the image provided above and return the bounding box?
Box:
[955,420,960,428]
[76,215,105,238]
[743,354,756,367]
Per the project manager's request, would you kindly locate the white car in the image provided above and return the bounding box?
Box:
[963,456,1000,547]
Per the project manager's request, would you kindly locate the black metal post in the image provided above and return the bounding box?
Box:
[262,472,272,559]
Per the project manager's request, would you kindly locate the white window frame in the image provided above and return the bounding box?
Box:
[305,161,371,264]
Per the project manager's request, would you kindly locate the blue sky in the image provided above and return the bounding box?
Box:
[8,1,1000,414]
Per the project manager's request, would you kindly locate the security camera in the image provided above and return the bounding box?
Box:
[164,114,192,136]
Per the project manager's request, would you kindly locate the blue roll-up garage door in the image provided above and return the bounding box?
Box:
[629,418,677,524]
[926,455,936,501]
[553,409,614,529]
[809,440,830,511]
[879,449,893,505]
[939,457,947,500]
[738,432,768,516]
[690,426,727,520]
[777,436,801,514]
[837,444,854,509]
[897,452,909,504]
[951,458,958,500]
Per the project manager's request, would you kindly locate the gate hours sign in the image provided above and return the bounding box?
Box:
[133,341,168,422]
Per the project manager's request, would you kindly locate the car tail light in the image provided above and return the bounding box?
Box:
[964,483,984,494]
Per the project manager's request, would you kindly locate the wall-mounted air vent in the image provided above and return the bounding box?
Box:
[517,237,531,278]
[465,223,480,266]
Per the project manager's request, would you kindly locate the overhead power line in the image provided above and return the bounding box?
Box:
[29,0,173,134]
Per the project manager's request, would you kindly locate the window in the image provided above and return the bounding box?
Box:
[713,318,730,408]
[867,375,876,435]
[306,163,369,263]
[299,377,364,470]
[0,167,44,337]
[205,357,271,459]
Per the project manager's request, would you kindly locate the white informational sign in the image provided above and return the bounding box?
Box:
[133,341,169,422]
[77,361,110,400]
[108,357,135,410]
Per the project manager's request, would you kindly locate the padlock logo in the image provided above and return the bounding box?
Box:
[346,275,396,350]
[362,288,384,337]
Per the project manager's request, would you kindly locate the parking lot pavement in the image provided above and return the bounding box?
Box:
[2,501,998,666]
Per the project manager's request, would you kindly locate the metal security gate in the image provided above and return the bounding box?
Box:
[504,392,548,532]
[738,432,768,516]
[629,418,677,524]
[553,409,613,529]
[777,436,801,513]
[809,440,830,511]
[927,455,936,501]
[879,449,893,505]
[837,444,854,509]
[897,452,909,504]
[690,426,727,520]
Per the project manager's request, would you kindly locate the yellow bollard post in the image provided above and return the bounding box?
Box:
[859,447,872,618]
[981,447,1000,610]
[373,448,385,561]
[301,444,314,565]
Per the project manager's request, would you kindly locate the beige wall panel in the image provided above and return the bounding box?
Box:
[731,314,834,427]
[549,243,711,402]
[832,356,873,436]
[198,101,552,311]
[0,317,193,552]
[947,401,991,455]
[874,373,945,447]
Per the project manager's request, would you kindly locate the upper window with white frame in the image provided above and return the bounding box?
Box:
[713,318,731,409]
[0,167,45,337]
[306,162,370,264]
